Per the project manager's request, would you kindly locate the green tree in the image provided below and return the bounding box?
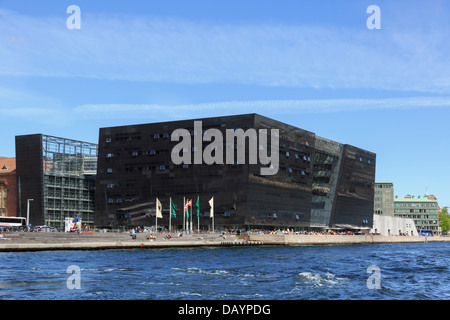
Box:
[439,207,450,235]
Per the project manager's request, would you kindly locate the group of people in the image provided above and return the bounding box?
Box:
[0,231,11,240]
[239,228,356,236]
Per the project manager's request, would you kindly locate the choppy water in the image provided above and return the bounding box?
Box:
[1,242,449,300]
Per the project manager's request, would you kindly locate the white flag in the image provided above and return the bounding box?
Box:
[209,197,214,218]
[156,198,163,218]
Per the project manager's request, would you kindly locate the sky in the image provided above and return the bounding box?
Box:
[0,0,449,206]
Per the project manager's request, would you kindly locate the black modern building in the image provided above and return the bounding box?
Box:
[15,134,98,230]
[95,114,376,231]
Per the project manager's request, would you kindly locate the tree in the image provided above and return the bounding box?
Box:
[439,207,450,235]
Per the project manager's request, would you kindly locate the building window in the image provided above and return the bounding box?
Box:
[159,165,166,171]
[0,183,7,217]
[105,138,111,143]
[107,168,113,173]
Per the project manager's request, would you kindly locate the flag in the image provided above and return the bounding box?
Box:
[184,199,192,218]
[156,198,162,218]
[209,197,214,218]
[170,198,177,218]
[196,196,200,218]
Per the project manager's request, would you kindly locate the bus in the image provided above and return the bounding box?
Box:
[418,229,433,237]
[0,216,27,227]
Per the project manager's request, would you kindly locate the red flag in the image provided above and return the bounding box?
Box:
[184,199,192,213]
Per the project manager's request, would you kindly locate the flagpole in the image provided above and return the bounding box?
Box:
[183,197,185,233]
[197,196,200,233]
[190,199,193,232]
[186,198,188,233]
[169,197,172,233]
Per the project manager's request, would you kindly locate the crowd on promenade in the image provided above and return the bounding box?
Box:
[239,228,357,236]
[126,226,359,238]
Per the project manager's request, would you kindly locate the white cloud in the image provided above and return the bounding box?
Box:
[74,96,450,121]
[1,5,450,92]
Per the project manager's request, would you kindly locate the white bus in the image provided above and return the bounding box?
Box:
[0,216,27,227]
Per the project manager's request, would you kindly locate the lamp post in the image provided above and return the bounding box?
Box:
[26,199,34,228]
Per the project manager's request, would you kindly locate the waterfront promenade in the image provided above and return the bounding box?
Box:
[1,231,450,252]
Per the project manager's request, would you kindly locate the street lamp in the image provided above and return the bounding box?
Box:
[26,199,34,227]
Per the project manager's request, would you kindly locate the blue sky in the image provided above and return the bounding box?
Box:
[1,0,449,206]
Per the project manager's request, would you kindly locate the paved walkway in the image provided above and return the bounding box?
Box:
[0,231,448,252]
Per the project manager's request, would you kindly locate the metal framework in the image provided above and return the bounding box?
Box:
[42,135,98,230]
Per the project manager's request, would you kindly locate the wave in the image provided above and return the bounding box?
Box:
[171,267,230,276]
[297,271,347,287]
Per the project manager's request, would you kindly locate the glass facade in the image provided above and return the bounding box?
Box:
[15,134,98,230]
[95,114,376,231]
[374,183,394,216]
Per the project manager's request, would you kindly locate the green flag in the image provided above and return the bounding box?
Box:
[196,196,200,218]
[170,198,177,218]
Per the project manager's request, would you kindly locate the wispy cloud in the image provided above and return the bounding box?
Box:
[74,96,450,121]
[0,86,68,125]
[1,4,450,93]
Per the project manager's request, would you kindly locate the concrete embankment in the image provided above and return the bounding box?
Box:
[245,233,450,245]
[0,232,235,252]
[0,232,449,252]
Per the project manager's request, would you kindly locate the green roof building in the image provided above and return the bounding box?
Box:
[394,194,439,235]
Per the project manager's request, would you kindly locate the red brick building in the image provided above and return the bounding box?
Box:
[0,157,17,217]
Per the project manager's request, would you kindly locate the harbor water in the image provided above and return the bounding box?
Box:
[1,242,449,300]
